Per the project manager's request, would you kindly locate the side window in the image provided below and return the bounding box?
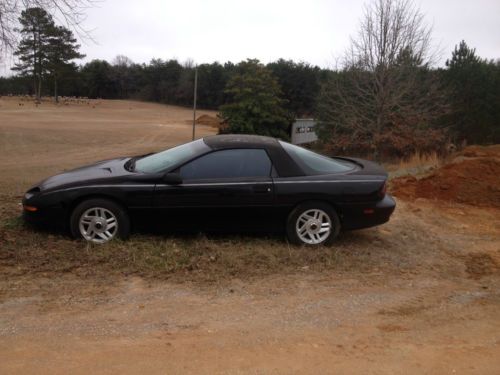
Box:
[179,149,272,180]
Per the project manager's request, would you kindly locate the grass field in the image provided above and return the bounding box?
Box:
[1,97,499,374]
[0,96,217,195]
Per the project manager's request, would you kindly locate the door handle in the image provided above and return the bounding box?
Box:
[253,185,272,193]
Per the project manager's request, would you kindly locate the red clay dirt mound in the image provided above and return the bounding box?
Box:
[391,145,500,208]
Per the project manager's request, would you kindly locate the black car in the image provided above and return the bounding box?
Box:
[22,134,395,245]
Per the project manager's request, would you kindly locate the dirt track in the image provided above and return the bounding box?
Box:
[0,98,499,374]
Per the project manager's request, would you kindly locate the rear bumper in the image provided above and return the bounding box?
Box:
[339,194,396,230]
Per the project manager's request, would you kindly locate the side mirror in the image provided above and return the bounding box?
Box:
[162,172,182,185]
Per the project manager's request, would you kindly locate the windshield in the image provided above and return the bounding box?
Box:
[134,139,209,173]
[279,141,355,175]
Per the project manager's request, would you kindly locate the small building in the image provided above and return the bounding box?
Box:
[291,118,318,145]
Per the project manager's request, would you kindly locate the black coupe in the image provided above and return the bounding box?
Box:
[22,134,395,245]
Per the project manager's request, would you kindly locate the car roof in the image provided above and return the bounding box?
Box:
[203,134,279,150]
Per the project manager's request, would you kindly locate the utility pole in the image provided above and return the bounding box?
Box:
[192,66,198,140]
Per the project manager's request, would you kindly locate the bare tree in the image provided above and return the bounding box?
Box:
[112,54,133,68]
[0,0,97,57]
[317,0,448,158]
[112,54,134,98]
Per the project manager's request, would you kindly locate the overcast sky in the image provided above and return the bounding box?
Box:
[1,0,499,73]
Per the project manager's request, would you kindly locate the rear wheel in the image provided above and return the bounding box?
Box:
[286,201,340,246]
[70,198,130,244]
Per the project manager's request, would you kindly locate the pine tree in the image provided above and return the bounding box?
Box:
[13,7,84,102]
[445,41,500,143]
[446,40,481,68]
[13,7,55,101]
[46,25,85,102]
[219,59,292,140]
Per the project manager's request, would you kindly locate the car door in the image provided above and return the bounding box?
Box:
[153,148,275,232]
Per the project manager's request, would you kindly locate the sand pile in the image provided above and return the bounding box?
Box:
[196,114,221,128]
[391,145,500,207]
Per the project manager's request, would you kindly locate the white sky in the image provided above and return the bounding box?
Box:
[1,0,499,74]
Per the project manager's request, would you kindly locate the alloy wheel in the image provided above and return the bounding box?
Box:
[78,207,118,244]
[295,208,332,244]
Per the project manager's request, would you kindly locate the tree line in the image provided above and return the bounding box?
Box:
[315,0,499,157]
[1,54,325,117]
[1,2,499,156]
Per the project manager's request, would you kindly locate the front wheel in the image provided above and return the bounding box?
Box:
[286,202,340,246]
[70,198,130,244]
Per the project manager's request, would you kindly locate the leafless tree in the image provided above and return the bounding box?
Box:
[112,55,134,98]
[317,0,448,158]
[0,0,97,57]
[112,54,133,68]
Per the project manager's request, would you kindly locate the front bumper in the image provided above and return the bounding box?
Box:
[22,201,68,230]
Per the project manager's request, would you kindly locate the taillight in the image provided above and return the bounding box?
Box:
[378,181,387,198]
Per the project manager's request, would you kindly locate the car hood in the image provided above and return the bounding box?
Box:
[37,157,130,191]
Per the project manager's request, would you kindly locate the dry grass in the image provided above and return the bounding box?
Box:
[0,215,406,283]
[384,151,443,178]
[394,151,441,170]
[0,193,429,283]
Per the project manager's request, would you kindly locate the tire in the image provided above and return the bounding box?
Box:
[70,198,130,244]
[286,201,340,246]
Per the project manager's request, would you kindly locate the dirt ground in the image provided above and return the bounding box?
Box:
[1,97,499,374]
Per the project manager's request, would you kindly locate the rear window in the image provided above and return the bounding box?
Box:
[279,141,355,175]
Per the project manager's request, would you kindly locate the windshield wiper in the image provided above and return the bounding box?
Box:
[125,153,155,172]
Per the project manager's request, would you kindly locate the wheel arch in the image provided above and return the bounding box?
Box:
[67,193,128,219]
[288,199,344,223]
